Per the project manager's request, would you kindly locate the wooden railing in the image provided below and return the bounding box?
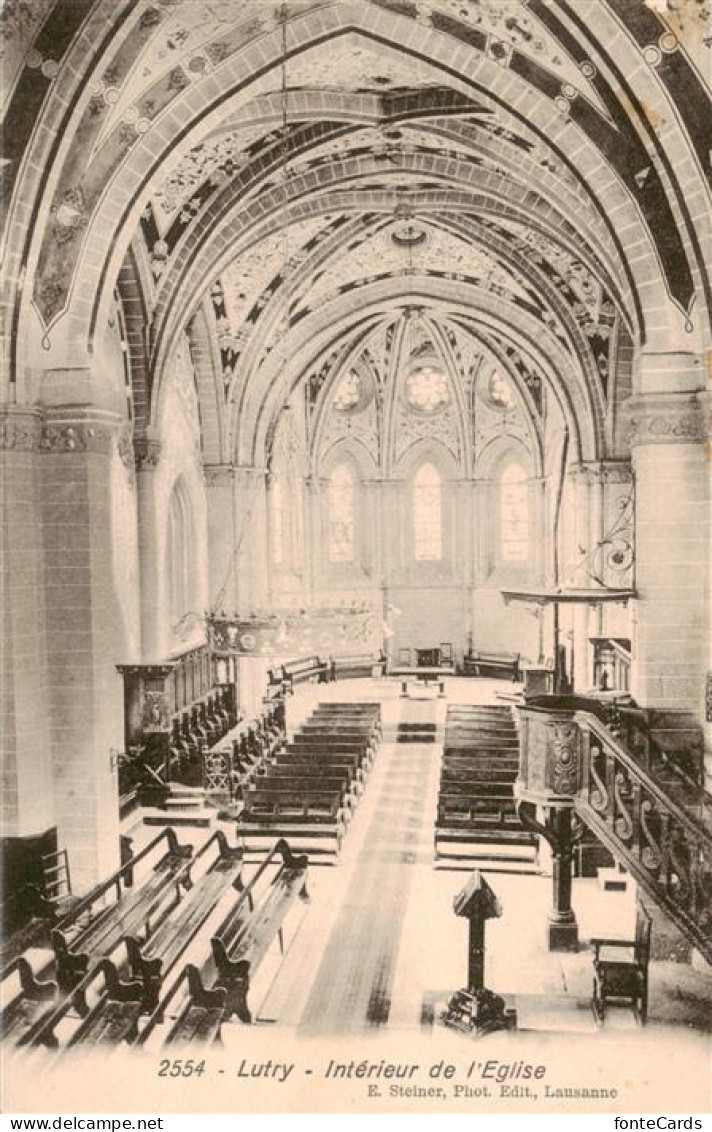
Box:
[576,712,712,963]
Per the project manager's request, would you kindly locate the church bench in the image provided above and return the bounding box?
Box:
[299,718,379,733]
[15,958,139,1050]
[437,797,523,831]
[258,762,363,795]
[442,735,519,749]
[239,792,347,822]
[272,657,329,693]
[286,743,374,773]
[244,783,355,815]
[438,785,517,808]
[440,760,518,781]
[310,704,381,718]
[442,745,519,760]
[439,772,517,795]
[284,743,369,761]
[462,651,521,681]
[278,747,368,766]
[123,830,244,1010]
[50,828,194,994]
[311,703,381,720]
[293,732,376,754]
[27,832,243,1047]
[332,653,382,679]
[262,760,363,787]
[290,732,373,747]
[138,840,309,1044]
[275,751,369,785]
[0,956,59,1047]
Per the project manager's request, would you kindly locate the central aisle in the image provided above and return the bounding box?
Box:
[297,692,445,1035]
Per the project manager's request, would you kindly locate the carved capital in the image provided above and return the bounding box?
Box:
[41,407,123,455]
[116,425,135,473]
[627,393,712,447]
[134,435,162,470]
[204,462,235,485]
[0,406,43,451]
[567,460,633,485]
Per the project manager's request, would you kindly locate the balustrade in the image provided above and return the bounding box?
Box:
[577,714,712,962]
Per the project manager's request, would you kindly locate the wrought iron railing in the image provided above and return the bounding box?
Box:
[576,712,712,963]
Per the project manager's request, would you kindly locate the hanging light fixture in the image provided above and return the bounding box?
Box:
[206,2,294,660]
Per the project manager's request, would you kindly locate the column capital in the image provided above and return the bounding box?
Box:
[41,405,124,456]
[203,462,235,485]
[0,404,43,451]
[134,434,162,470]
[567,460,632,484]
[627,391,711,448]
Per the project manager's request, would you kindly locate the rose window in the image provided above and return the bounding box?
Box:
[488,371,513,408]
[332,370,363,412]
[404,363,450,415]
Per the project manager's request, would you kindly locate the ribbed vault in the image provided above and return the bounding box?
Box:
[2,0,710,467]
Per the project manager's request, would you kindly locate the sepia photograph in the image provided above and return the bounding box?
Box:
[1,0,710,1118]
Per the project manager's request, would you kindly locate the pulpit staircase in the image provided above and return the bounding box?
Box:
[516,696,711,964]
[574,711,712,964]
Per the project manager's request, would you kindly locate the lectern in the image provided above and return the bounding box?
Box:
[441,870,517,1036]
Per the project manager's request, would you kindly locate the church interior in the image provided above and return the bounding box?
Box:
[1,0,711,1085]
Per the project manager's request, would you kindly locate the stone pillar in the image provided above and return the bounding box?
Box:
[1,407,53,845]
[40,405,127,891]
[305,474,328,597]
[378,479,403,664]
[629,390,710,742]
[134,434,163,660]
[362,478,382,582]
[204,463,237,612]
[234,465,268,613]
[472,478,492,584]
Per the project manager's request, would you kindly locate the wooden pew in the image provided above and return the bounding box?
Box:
[279,656,328,692]
[138,840,309,1044]
[441,759,518,781]
[462,650,520,680]
[437,793,525,835]
[0,956,58,1047]
[50,829,194,995]
[18,833,245,1050]
[237,793,348,854]
[440,773,516,796]
[260,761,363,793]
[122,831,244,1011]
[332,653,380,679]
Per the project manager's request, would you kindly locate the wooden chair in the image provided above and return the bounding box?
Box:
[591,904,652,1024]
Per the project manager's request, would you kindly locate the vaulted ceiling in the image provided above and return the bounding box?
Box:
[3,0,710,465]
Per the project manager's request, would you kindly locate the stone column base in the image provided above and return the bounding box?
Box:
[548,914,579,952]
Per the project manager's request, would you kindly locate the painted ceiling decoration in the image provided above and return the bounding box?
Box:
[2,0,709,481]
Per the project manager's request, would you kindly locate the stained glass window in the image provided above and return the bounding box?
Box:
[488,371,513,408]
[413,462,442,561]
[329,464,355,562]
[500,462,529,561]
[333,370,362,412]
[405,364,450,415]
